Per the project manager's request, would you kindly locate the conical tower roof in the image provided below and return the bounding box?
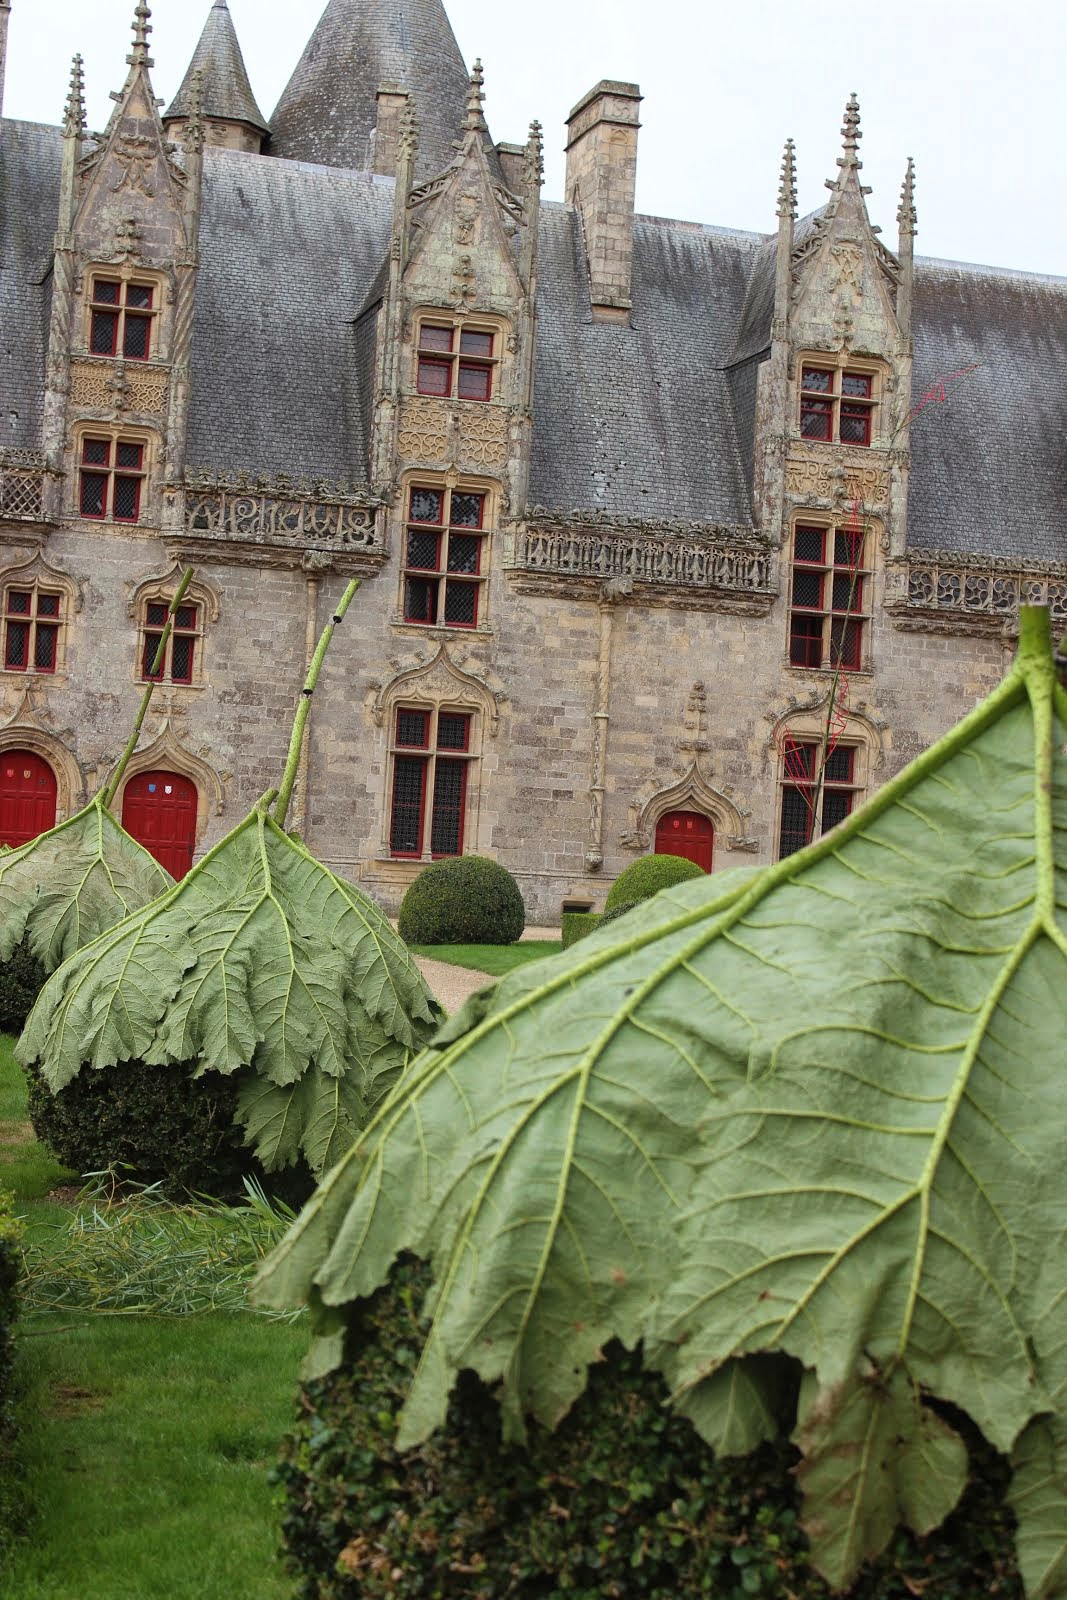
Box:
[165,0,269,137]
[269,0,471,177]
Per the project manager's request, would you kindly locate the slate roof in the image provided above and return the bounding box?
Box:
[187,147,394,483]
[530,207,764,527]
[165,0,269,137]
[0,118,60,454]
[1,109,1065,566]
[908,260,1067,563]
[268,0,472,181]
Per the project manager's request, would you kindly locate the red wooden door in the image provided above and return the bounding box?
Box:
[0,751,57,848]
[122,770,198,880]
[655,810,713,872]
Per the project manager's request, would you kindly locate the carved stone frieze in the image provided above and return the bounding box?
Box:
[886,551,1067,633]
[182,474,382,557]
[397,397,510,471]
[0,453,48,522]
[784,442,890,506]
[397,397,449,463]
[513,520,775,607]
[69,359,169,416]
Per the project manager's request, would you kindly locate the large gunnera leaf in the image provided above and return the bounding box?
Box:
[20,800,441,1176]
[256,610,1067,1596]
[0,796,172,972]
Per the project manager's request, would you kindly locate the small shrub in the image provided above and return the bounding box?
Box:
[604,851,705,912]
[398,856,525,947]
[25,1060,313,1204]
[0,940,46,1037]
[0,1191,23,1560]
[561,911,601,948]
[274,1260,1024,1600]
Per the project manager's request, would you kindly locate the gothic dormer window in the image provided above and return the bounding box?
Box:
[799,362,878,447]
[89,278,158,362]
[416,317,499,402]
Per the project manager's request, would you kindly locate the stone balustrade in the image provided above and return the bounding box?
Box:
[0,452,47,523]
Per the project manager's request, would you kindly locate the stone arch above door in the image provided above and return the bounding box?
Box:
[621,763,757,856]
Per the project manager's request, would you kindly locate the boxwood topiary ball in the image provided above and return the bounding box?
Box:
[398,856,525,947]
[604,852,705,913]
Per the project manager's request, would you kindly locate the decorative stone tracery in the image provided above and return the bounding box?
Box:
[621,682,757,854]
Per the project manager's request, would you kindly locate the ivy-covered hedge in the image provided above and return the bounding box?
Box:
[274,1262,1023,1600]
[25,1060,313,1204]
[0,940,46,1038]
[604,851,705,912]
[0,1191,22,1563]
[398,856,525,946]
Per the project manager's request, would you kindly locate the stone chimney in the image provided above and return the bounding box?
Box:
[565,79,642,323]
[0,1,12,123]
[372,83,410,175]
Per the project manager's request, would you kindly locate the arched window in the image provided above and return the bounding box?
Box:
[776,732,869,860]
[388,704,477,859]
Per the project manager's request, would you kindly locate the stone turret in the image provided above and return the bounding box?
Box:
[269,0,471,178]
[0,0,12,123]
[164,0,268,154]
[565,79,642,324]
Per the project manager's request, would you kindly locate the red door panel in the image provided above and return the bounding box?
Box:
[122,770,198,880]
[0,751,57,848]
[654,810,713,873]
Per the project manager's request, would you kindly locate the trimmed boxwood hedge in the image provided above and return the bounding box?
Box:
[273,1260,1023,1600]
[560,911,601,948]
[604,852,705,912]
[0,1191,22,1562]
[25,1059,313,1205]
[398,856,525,947]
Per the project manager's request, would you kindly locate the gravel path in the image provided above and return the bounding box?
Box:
[414,957,495,1015]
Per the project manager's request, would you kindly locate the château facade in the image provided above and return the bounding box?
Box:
[0,0,1064,919]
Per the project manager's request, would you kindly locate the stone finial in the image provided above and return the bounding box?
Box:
[777,138,797,221]
[524,119,544,189]
[128,2,154,69]
[840,92,862,159]
[64,54,87,140]
[185,68,206,154]
[465,59,486,133]
[897,157,918,237]
[398,95,419,165]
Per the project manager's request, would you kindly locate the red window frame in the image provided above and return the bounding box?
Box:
[388,706,474,859]
[788,523,870,671]
[778,741,860,859]
[140,598,201,686]
[799,366,876,447]
[415,319,496,402]
[2,587,62,675]
[90,278,156,362]
[79,437,147,524]
[402,486,488,630]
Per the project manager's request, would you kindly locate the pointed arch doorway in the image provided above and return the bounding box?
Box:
[0,750,58,848]
[654,809,713,873]
[122,770,198,880]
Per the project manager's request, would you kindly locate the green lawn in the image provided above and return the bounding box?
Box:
[409,938,561,976]
[0,1037,307,1600]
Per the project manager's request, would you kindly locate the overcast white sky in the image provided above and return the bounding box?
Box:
[4,0,1063,277]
